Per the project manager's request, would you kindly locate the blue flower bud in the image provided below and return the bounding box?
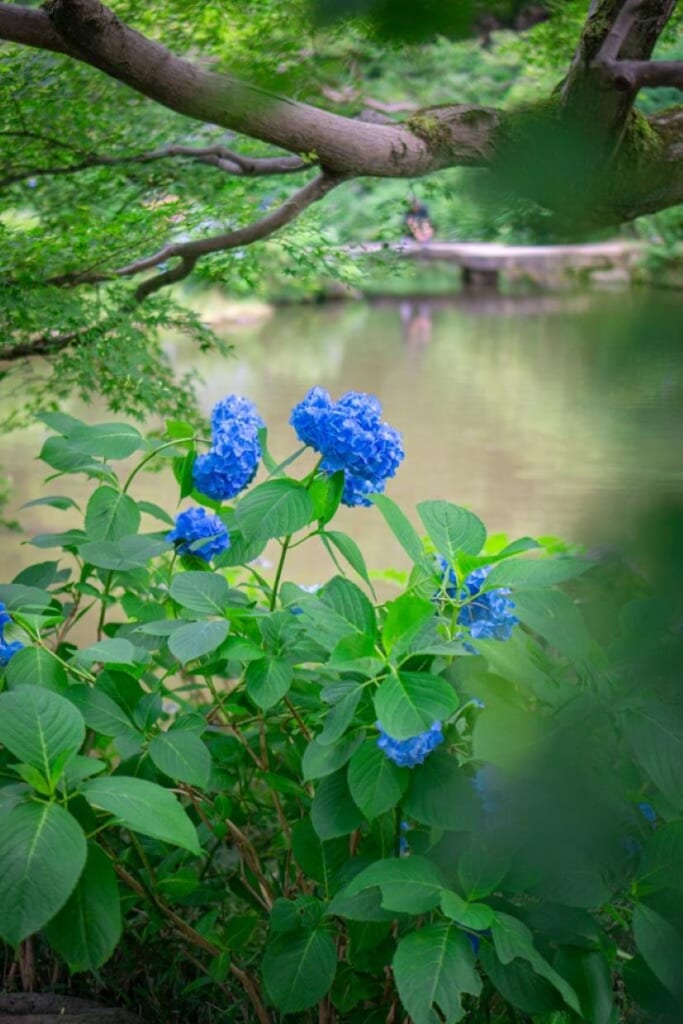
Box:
[167,507,230,562]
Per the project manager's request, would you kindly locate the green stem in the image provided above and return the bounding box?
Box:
[122,435,202,494]
[269,534,292,612]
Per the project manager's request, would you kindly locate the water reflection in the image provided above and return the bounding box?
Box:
[1,291,682,584]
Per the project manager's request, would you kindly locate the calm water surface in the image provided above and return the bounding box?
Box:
[2,290,682,583]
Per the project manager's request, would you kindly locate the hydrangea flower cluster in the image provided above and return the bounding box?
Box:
[193,394,263,501]
[0,602,24,667]
[437,558,518,645]
[376,721,444,767]
[167,507,230,562]
[290,387,404,507]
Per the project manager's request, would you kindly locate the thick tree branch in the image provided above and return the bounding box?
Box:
[599,57,683,91]
[0,0,498,176]
[0,328,86,360]
[0,140,308,189]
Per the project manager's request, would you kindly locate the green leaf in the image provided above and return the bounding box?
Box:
[45,842,121,971]
[73,638,136,666]
[553,948,615,1024]
[85,486,141,542]
[633,904,683,1000]
[311,768,364,840]
[262,929,337,1013]
[5,647,68,693]
[440,891,495,930]
[382,593,435,655]
[418,500,486,560]
[0,686,84,783]
[491,913,581,1013]
[170,571,232,616]
[347,740,408,819]
[485,557,592,589]
[137,500,176,526]
[371,493,425,564]
[458,842,509,899]
[322,576,376,638]
[149,731,212,788]
[481,945,563,1014]
[323,530,374,591]
[21,495,80,512]
[0,801,87,946]
[624,703,683,806]
[0,584,54,612]
[472,702,542,769]
[318,684,363,746]
[168,620,230,664]
[309,472,344,525]
[393,923,482,1024]
[69,422,143,459]
[403,750,480,832]
[39,436,105,476]
[340,855,446,914]
[302,733,364,782]
[82,776,200,854]
[236,479,314,543]
[66,685,138,738]
[245,657,293,709]
[374,671,458,740]
[79,535,169,571]
[514,588,590,662]
[638,822,683,893]
[291,818,348,889]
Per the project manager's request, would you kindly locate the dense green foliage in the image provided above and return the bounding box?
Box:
[1,401,682,1022]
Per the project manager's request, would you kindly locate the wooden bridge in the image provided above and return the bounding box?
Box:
[347,239,644,290]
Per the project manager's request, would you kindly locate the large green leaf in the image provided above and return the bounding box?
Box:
[624,703,683,806]
[82,776,200,853]
[321,576,376,638]
[169,571,233,616]
[382,593,435,656]
[633,904,683,1000]
[79,535,169,571]
[371,493,425,564]
[418,500,486,560]
[73,638,136,666]
[393,923,482,1024]
[347,740,408,819]
[0,686,85,783]
[553,948,615,1024]
[236,478,314,543]
[0,801,87,946]
[245,657,293,709]
[149,731,212,788]
[338,856,446,914]
[45,842,121,971]
[262,928,337,1013]
[485,557,591,589]
[513,588,590,663]
[168,620,230,664]
[481,945,563,1014]
[440,891,495,930]
[66,685,138,739]
[84,486,140,542]
[403,751,479,832]
[302,733,364,782]
[374,671,457,740]
[5,647,68,693]
[68,422,143,459]
[322,530,374,590]
[638,822,683,893]
[311,768,364,840]
[491,913,581,1013]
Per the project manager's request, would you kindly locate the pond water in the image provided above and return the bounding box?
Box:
[1,289,682,584]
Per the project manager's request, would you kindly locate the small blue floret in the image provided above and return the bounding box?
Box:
[376,721,444,768]
[167,507,230,562]
[436,558,518,650]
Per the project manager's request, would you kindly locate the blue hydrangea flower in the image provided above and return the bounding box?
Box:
[376,721,444,768]
[193,394,263,501]
[289,388,404,507]
[167,507,230,562]
[0,601,24,666]
[436,558,518,648]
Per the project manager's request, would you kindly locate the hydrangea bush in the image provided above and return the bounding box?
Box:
[0,393,680,1024]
